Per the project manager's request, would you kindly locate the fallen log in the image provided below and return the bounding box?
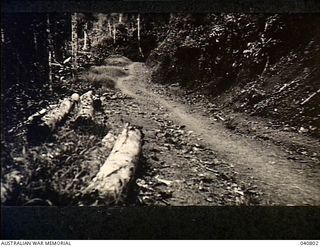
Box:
[27,98,74,143]
[70,132,117,205]
[75,90,95,124]
[26,108,48,123]
[101,131,117,149]
[42,98,73,130]
[85,131,117,169]
[85,124,142,204]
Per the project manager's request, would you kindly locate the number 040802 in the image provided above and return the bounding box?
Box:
[300,241,319,245]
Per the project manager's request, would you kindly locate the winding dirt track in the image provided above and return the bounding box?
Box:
[109,61,320,205]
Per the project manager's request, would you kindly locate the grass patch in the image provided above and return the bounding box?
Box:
[80,73,116,89]
[90,66,128,77]
[104,55,132,67]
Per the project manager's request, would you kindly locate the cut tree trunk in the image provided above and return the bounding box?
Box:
[41,98,73,131]
[75,90,95,124]
[27,108,48,123]
[85,124,142,204]
[27,98,74,143]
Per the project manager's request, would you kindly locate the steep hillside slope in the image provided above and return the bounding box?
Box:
[147,14,320,137]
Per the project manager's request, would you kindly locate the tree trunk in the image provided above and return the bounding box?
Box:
[108,20,112,37]
[27,98,74,143]
[1,27,6,83]
[42,98,73,130]
[71,13,78,69]
[137,14,141,41]
[83,31,88,51]
[47,14,54,84]
[86,132,116,170]
[26,108,48,123]
[85,124,142,204]
[82,22,89,51]
[75,90,95,124]
[113,23,116,44]
[137,14,144,58]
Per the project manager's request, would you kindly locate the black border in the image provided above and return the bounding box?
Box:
[1,0,320,240]
[2,0,320,13]
[2,206,320,239]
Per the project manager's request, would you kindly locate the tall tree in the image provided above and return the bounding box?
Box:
[47,14,54,84]
[113,23,116,44]
[108,20,112,37]
[137,14,144,58]
[71,13,78,69]
[82,22,89,50]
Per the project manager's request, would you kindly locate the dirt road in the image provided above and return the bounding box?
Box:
[97,58,320,206]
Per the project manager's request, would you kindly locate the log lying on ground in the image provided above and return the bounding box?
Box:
[101,131,117,149]
[84,124,142,204]
[41,98,74,130]
[71,132,117,204]
[78,131,117,178]
[27,108,48,123]
[27,98,74,143]
[75,90,95,124]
